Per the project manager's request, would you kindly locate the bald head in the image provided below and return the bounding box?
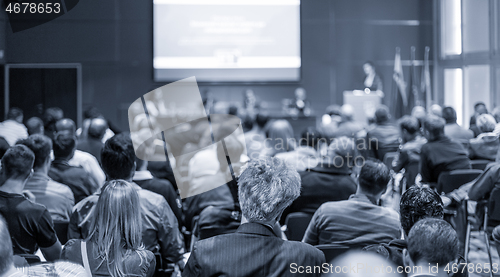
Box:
[55,118,76,134]
[430,104,443,118]
[26,117,44,135]
[88,118,108,140]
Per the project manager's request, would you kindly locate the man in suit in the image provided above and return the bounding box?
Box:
[183,157,326,277]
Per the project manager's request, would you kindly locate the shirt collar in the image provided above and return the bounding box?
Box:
[236,222,278,237]
[133,170,154,181]
[348,193,379,206]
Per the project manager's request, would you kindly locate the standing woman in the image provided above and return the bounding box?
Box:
[363,61,384,93]
[62,180,156,277]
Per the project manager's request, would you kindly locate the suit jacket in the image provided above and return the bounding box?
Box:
[366,123,400,161]
[183,222,325,277]
[444,123,474,144]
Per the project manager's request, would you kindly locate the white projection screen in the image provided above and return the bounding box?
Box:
[154,0,301,82]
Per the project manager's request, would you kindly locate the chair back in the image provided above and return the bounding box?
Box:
[17,254,41,265]
[315,245,350,263]
[53,221,69,245]
[471,160,491,171]
[284,212,313,241]
[488,185,500,227]
[383,152,398,170]
[437,169,483,194]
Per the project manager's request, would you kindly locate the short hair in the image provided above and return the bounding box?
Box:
[0,215,13,274]
[83,106,102,119]
[255,113,269,129]
[300,127,322,148]
[476,114,496,133]
[474,102,486,111]
[327,136,356,167]
[55,118,76,134]
[1,145,34,179]
[407,218,459,265]
[6,107,23,120]
[375,105,391,124]
[26,117,44,135]
[442,107,457,124]
[398,115,420,135]
[430,104,443,117]
[399,185,444,236]
[88,118,108,140]
[423,115,446,138]
[101,133,136,180]
[17,135,52,169]
[52,131,76,159]
[238,158,300,222]
[43,107,64,131]
[358,160,390,195]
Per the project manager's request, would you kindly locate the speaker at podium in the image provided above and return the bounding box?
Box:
[343,89,383,124]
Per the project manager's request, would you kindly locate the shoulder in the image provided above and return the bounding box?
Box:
[62,239,82,260]
[284,240,324,258]
[138,187,166,205]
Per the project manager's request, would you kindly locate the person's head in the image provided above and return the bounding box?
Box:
[411,106,426,120]
[26,117,44,135]
[0,215,13,275]
[83,106,103,120]
[228,105,238,116]
[374,105,391,124]
[441,106,457,124]
[398,116,420,143]
[406,218,459,267]
[55,118,76,134]
[255,112,269,129]
[238,158,300,224]
[294,87,306,100]
[17,134,52,171]
[101,133,136,180]
[340,104,355,122]
[399,185,444,236]
[265,120,295,154]
[43,107,64,138]
[6,107,23,123]
[492,107,500,123]
[429,104,443,117]
[299,127,323,150]
[326,136,356,168]
[88,180,143,277]
[474,102,488,115]
[423,115,446,141]
[52,131,76,160]
[363,61,376,75]
[476,114,497,133]
[0,145,34,182]
[88,118,108,140]
[358,160,390,198]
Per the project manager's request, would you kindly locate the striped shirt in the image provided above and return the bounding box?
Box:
[0,120,28,146]
[302,194,400,248]
[9,261,88,276]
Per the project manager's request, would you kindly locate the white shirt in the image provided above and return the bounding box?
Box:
[68,150,106,189]
[0,120,28,146]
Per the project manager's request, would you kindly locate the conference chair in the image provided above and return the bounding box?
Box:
[315,245,350,263]
[437,169,483,194]
[470,160,491,171]
[283,212,313,241]
[382,152,398,171]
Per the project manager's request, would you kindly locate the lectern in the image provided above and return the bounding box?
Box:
[343,90,383,124]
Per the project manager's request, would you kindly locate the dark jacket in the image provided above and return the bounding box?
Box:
[183,222,325,277]
[49,159,97,203]
[393,136,427,187]
[366,123,400,161]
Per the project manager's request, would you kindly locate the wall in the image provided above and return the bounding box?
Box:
[4,0,433,130]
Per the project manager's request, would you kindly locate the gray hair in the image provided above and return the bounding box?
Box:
[238,157,300,222]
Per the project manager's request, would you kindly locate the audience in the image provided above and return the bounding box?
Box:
[244,112,269,161]
[470,102,488,137]
[275,127,322,171]
[18,135,74,222]
[468,113,499,161]
[411,106,426,129]
[0,145,62,261]
[468,163,500,226]
[77,106,116,143]
[25,117,44,136]
[281,136,357,223]
[302,160,400,248]
[406,218,459,277]
[429,104,443,118]
[76,117,107,164]
[42,107,64,140]
[366,106,400,161]
[68,133,184,273]
[184,158,325,276]
[328,104,365,138]
[260,119,295,158]
[442,106,473,144]
[48,131,96,203]
[63,180,156,277]
[0,108,28,146]
[420,115,471,186]
[393,116,427,188]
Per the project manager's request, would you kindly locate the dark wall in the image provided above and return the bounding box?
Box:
[4,0,433,130]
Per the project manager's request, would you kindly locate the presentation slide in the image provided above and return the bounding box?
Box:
[154,0,301,82]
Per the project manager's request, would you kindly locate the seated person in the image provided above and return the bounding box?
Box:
[467,163,500,226]
[302,160,400,248]
[62,180,156,277]
[0,145,61,261]
[442,107,473,145]
[469,102,488,138]
[275,127,322,171]
[18,135,75,222]
[366,106,400,161]
[420,115,471,186]
[48,131,96,203]
[364,185,444,266]
[405,218,459,277]
[76,118,107,165]
[183,158,326,276]
[327,104,365,139]
[26,117,44,136]
[281,136,357,223]
[468,114,499,161]
[393,116,427,188]
[68,133,184,272]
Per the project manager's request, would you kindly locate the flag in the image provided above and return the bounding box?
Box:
[393,47,407,119]
[408,46,421,109]
[421,46,432,110]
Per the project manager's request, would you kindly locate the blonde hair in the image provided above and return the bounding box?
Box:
[87,180,145,277]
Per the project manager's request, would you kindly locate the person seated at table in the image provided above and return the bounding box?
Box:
[302,160,400,249]
[183,158,325,277]
[468,113,499,161]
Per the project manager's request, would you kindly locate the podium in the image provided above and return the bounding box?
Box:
[343,90,383,124]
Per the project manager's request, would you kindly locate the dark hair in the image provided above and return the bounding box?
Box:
[1,145,34,179]
[407,218,459,265]
[101,133,136,180]
[228,105,238,116]
[358,160,390,195]
[300,127,323,148]
[375,105,391,124]
[0,215,13,274]
[0,137,9,159]
[442,107,457,124]
[474,102,486,110]
[6,107,23,120]
[26,117,44,135]
[423,115,446,138]
[84,106,103,119]
[255,113,269,129]
[17,135,52,169]
[398,116,420,135]
[399,185,444,236]
[43,107,64,132]
[52,131,76,159]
